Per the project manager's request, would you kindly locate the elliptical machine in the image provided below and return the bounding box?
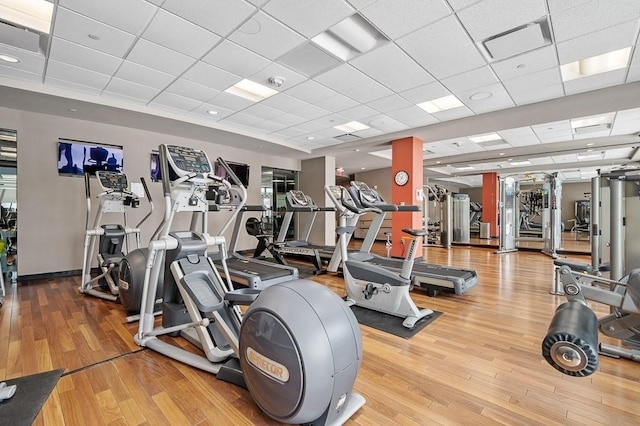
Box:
[80,171,153,311]
[326,185,433,329]
[132,144,365,425]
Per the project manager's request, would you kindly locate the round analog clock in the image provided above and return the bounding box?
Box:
[394,170,409,186]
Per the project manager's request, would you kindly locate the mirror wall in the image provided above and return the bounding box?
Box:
[0,129,17,282]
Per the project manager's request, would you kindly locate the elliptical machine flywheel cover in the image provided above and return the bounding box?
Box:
[239,279,362,424]
[118,248,164,315]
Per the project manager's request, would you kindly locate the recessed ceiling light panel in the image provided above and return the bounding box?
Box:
[334,121,369,133]
[311,13,388,61]
[561,47,631,82]
[224,79,278,102]
[417,95,464,113]
[469,132,501,143]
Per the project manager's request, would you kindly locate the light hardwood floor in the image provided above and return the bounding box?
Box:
[1,244,639,425]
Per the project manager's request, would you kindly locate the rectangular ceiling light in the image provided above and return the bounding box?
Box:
[334,121,370,133]
[571,113,615,132]
[0,0,54,34]
[577,151,603,161]
[469,132,501,143]
[561,47,631,82]
[224,79,278,102]
[455,166,475,171]
[510,160,531,166]
[312,13,387,61]
[417,95,464,114]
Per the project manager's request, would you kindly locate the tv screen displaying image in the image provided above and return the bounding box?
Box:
[58,138,124,176]
[150,151,161,182]
[216,160,250,187]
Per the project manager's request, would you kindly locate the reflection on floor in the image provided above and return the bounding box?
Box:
[448,232,591,254]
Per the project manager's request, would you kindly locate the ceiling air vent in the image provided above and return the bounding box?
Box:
[334,133,362,142]
[480,18,551,61]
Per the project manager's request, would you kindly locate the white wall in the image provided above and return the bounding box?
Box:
[0,106,299,276]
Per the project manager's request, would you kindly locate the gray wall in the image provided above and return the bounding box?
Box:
[299,156,335,246]
[1,106,299,276]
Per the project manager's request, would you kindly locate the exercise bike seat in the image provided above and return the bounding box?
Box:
[402,228,428,237]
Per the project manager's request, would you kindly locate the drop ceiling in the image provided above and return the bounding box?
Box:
[1,0,640,186]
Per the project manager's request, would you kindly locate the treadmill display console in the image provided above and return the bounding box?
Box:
[96,171,128,192]
[166,145,212,176]
[351,181,378,204]
[289,190,310,206]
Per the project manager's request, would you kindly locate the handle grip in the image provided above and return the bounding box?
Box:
[140,177,152,202]
[84,172,91,198]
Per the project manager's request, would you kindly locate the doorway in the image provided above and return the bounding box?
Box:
[261,167,297,241]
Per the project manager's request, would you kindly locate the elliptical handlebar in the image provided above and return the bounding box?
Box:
[135,177,154,229]
[84,172,92,231]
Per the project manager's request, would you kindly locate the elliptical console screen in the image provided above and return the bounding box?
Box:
[96,171,128,192]
[166,145,212,176]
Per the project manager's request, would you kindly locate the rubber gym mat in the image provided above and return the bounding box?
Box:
[0,368,64,426]
[349,306,443,339]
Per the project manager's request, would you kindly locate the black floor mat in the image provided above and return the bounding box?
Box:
[0,369,64,426]
[349,306,442,339]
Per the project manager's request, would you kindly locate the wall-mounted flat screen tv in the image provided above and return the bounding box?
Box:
[58,138,124,176]
[150,151,161,182]
[216,160,250,187]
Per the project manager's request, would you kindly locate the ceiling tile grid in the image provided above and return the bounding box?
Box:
[53,7,137,58]
[359,0,452,40]
[161,0,257,37]
[58,0,157,35]
[396,15,487,80]
[262,0,354,38]
[48,38,123,76]
[140,8,222,59]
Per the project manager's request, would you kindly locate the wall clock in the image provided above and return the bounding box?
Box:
[394,170,409,186]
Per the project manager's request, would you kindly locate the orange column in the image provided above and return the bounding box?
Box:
[482,172,499,237]
[391,137,423,258]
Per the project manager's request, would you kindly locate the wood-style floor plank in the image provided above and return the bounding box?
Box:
[1,242,639,425]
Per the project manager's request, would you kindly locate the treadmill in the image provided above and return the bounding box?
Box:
[272,190,335,274]
[346,181,478,296]
[207,164,299,289]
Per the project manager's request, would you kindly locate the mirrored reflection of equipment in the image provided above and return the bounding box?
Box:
[80,171,154,319]
[497,173,562,258]
[542,265,640,376]
[131,144,365,425]
[326,185,433,328]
